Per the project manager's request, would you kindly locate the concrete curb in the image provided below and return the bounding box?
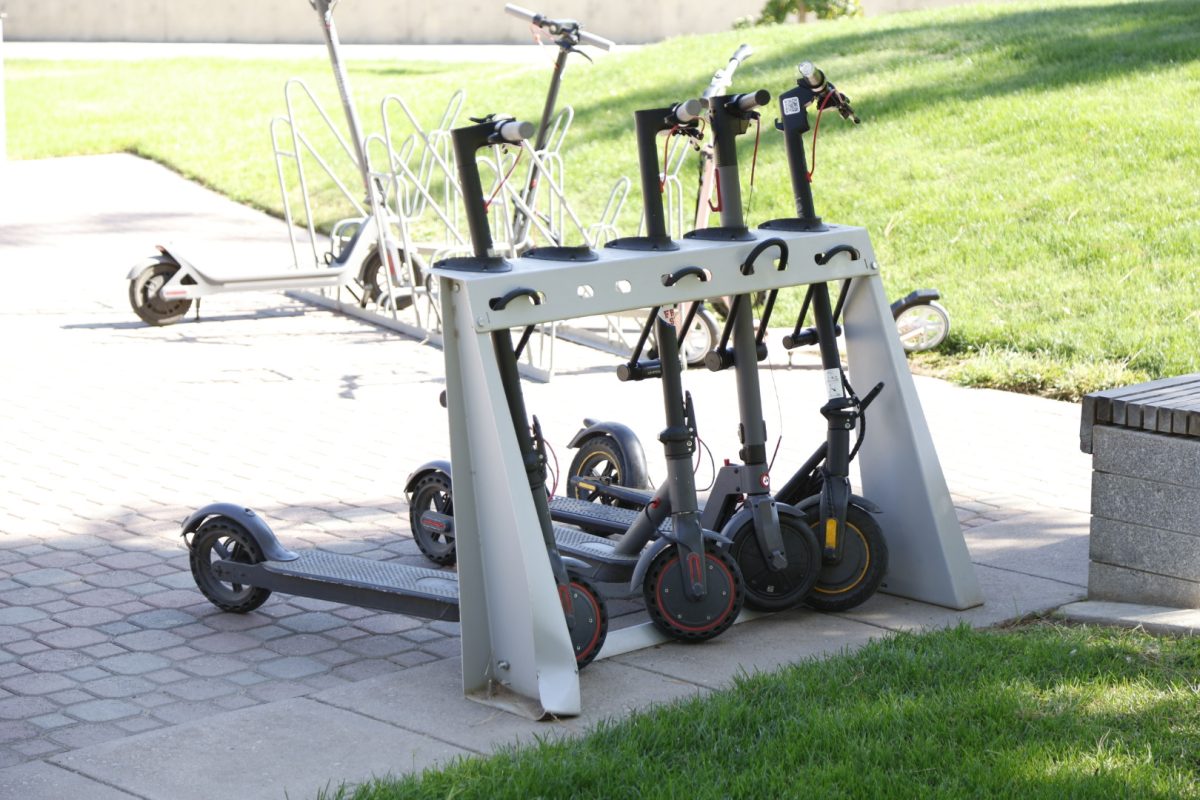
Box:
[1055,600,1200,636]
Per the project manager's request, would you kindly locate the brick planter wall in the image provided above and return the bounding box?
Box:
[1081,375,1200,609]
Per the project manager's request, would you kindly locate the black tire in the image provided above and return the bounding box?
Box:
[643,545,744,642]
[727,507,823,611]
[564,574,608,668]
[129,257,192,326]
[567,437,635,509]
[189,518,272,613]
[361,248,421,311]
[408,472,456,566]
[804,504,888,612]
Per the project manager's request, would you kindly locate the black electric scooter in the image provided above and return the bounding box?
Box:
[182,117,609,667]
[569,63,892,612]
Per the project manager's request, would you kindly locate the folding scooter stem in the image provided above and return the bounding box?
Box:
[311,0,372,200]
[442,115,581,624]
[608,101,702,250]
[706,90,769,238]
[511,44,571,246]
[810,281,853,563]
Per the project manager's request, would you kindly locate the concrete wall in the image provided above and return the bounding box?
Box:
[0,0,1004,44]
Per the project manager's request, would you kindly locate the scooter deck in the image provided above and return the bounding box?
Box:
[216,550,460,621]
[552,524,640,582]
[548,496,673,537]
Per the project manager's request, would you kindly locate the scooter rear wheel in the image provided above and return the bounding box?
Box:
[189,518,272,613]
[727,508,822,611]
[895,301,950,353]
[361,248,422,311]
[568,437,634,509]
[408,472,456,566]
[129,258,192,326]
[643,545,744,642]
[565,574,608,668]
[804,504,888,612]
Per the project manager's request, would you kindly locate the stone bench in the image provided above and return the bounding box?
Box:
[1081,374,1200,608]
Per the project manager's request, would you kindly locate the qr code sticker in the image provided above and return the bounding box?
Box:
[782,96,802,116]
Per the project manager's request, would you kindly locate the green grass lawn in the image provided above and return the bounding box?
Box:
[7,0,1200,397]
[324,622,1200,799]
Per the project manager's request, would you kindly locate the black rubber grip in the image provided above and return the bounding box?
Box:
[814,244,860,265]
[661,266,710,287]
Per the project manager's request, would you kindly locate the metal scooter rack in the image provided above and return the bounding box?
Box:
[438,222,982,712]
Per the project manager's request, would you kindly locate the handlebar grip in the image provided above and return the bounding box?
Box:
[672,99,704,124]
[730,89,771,112]
[504,3,537,22]
[798,61,827,91]
[577,28,615,50]
[496,120,535,143]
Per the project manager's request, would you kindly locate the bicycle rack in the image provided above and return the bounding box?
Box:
[437,223,982,714]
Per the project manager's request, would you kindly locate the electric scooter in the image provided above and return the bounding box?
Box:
[568,62,892,612]
[182,117,609,668]
[411,98,748,642]
[127,0,421,327]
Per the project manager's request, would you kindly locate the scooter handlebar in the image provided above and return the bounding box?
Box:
[504,3,615,50]
[729,89,771,113]
[702,43,754,101]
[672,99,704,124]
[496,119,535,143]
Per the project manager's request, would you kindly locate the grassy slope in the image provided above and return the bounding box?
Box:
[332,623,1200,799]
[7,0,1200,396]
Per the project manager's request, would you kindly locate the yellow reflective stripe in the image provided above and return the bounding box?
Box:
[825,518,838,550]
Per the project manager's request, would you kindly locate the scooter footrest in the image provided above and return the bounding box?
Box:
[549,496,673,536]
[266,551,459,603]
[553,526,640,567]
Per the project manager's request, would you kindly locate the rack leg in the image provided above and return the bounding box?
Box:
[842,273,983,610]
[440,277,581,718]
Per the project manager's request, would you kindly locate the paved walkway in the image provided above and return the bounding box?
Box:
[0,154,1092,799]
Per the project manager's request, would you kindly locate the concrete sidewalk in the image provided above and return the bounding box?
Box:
[0,154,1091,799]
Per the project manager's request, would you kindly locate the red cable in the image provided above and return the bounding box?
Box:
[807,91,838,182]
[484,148,524,211]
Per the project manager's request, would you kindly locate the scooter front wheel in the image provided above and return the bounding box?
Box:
[804,504,888,612]
[565,574,608,668]
[643,545,744,642]
[129,257,192,326]
[189,518,272,613]
[727,508,822,611]
[894,301,950,353]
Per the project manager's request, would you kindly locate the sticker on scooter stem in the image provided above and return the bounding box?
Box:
[658,306,679,326]
[782,96,802,116]
[824,369,845,400]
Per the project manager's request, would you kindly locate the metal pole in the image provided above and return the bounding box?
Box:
[1,14,7,163]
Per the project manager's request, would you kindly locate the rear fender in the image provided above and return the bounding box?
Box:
[181,503,298,562]
[405,460,452,496]
[567,421,650,490]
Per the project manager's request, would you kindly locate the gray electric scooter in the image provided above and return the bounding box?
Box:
[411,99,748,642]
[183,117,608,668]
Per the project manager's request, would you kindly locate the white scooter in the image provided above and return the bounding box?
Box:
[127,0,414,327]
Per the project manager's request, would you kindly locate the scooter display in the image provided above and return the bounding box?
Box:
[412,98,747,642]
[183,117,609,668]
[568,62,892,612]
